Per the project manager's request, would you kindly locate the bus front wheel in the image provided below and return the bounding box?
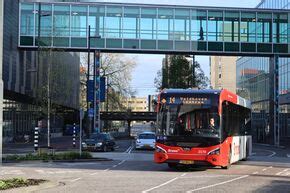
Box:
[168,163,178,169]
[222,147,231,169]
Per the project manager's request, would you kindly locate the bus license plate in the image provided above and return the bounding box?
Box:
[179,160,194,165]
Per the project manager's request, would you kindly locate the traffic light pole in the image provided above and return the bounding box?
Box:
[269,55,279,146]
[94,50,101,133]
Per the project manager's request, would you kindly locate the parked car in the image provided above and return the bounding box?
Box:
[135,132,156,150]
[82,133,116,152]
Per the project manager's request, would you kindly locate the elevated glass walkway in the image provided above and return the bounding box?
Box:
[19,2,290,56]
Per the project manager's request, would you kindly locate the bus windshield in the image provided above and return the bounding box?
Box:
[157,103,220,138]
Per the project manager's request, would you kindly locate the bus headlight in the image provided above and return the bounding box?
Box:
[155,146,167,153]
[207,148,220,155]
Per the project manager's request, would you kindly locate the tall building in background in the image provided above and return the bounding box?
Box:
[237,0,290,145]
[122,97,148,112]
[2,1,80,142]
[210,56,237,93]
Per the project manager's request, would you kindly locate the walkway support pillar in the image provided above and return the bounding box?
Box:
[269,55,279,146]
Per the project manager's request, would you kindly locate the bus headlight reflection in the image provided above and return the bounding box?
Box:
[207,148,220,155]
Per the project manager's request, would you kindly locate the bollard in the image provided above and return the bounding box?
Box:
[34,127,39,151]
[73,123,76,147]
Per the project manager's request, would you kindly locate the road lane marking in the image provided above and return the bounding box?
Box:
[118,160,126,165]
[252,172,259,174]
[179,175,241,179]
[124,146,132,153]
[70,178,81,182]
[254,149,276,157]
[276,169,289,176]
[186,175,249,193]
[142,173,186,193]
[128,146,133,154]
[262,168,267,171]
[265,150,276,157]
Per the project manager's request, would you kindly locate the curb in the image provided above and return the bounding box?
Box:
[3,158,112,164]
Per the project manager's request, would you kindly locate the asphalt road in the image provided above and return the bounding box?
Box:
[1,141,290,193]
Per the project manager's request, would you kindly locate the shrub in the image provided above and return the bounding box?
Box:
[0,178,46,190]
[4,152,92,161]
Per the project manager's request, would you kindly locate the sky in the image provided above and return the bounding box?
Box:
[117,0,262,97]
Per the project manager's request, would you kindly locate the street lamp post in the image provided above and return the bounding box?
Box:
[38,3,52,147]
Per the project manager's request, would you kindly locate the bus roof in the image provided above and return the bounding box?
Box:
[161,89,221,95]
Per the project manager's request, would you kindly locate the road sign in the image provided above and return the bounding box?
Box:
[88,108,94,118]
[88,78,105,103]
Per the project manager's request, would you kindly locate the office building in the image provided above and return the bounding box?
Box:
[2,0,80,142]
[237,0,290,145]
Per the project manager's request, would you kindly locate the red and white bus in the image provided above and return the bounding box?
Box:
[154,89,252,169]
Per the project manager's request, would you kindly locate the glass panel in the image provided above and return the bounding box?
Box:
[91,38,105,48]
[241,43,256,52]
[20,3,35,36]
[106,38,122,48]
[240,12,256,42]
[192,41,207,51]
[124,39,139,49]
[71,37,87,47]
[273,13,288,43]
[71,5,87,37]
[274,44,288,53]
[257,43,272,52]
[20,36,34,46]
[158,40,173,50]
[208,42,223,51]
[141,39,156,49]
[208,11,223,41]
[224,11,239,42]
[175,41,190,50]
[174,9,190,40]
[89,6,105,37]
[123,7,139,39]
[191,10,206,41]
[158,8,174,40]
[53,5,70,36]
[225,42,239,51]
[140,8,157,39]
[257,13,272,43]
[105,6,122,38]
[53,37,69,47]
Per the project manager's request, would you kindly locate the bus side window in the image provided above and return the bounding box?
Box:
[222,102,230,138]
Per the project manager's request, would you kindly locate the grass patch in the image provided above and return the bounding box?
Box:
[4,152,92,162]
[0,178,46,190]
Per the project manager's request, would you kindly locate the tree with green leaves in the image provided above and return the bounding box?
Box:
[155,55,209,91]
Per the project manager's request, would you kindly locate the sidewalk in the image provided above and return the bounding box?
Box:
[3,136,80,155]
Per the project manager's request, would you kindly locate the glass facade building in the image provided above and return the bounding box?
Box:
[2,1,80,142]
[237,0,290,145]
[19,1,290,56]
